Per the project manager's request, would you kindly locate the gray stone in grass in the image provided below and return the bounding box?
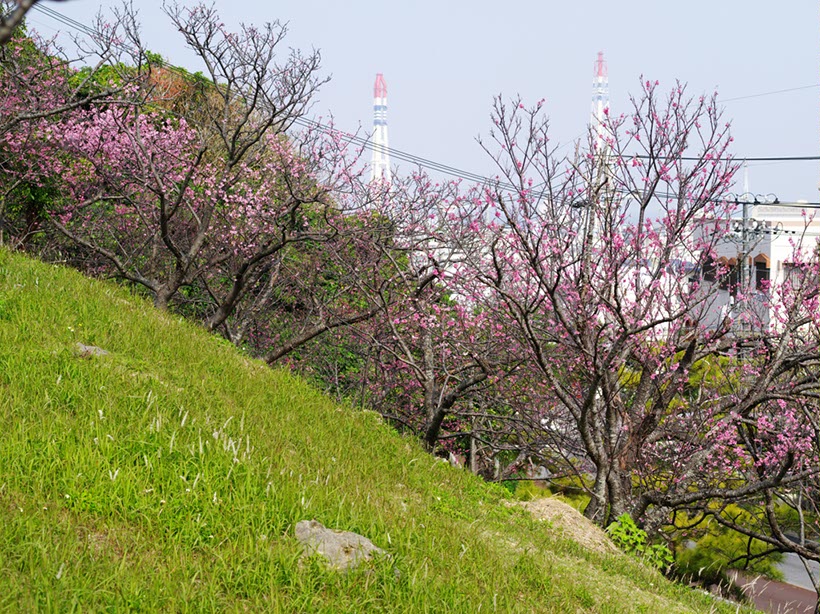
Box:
[75,342,109,357]
[295,519,386,571]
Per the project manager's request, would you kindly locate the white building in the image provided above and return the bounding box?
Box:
[700,202,819,330]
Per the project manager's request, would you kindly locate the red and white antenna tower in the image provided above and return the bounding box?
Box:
[585,52,611,245]
[591,51,609,152]
[371,73,391,182]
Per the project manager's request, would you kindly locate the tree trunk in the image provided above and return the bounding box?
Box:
[154,287,174,310]
[422,405,447,451]
[470,416,478,474]
[584,464,609,524]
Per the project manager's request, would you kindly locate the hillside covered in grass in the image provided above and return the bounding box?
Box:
[0,250,750,612]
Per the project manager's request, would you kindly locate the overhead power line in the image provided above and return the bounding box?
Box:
[631,154,820,162]
[33,4,98,38]
[31,5,820,173]
[719,84,820,103]
[33,4,520,191]
[25,4,820,210]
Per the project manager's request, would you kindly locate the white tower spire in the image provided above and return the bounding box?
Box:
[371,73,391,182]
[591,51,609,153]
[586,52,611,246]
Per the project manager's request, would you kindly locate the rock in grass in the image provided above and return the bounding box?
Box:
[295,520,386,571]
[75,342,109,357]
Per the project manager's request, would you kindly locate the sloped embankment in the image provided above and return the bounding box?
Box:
[0,250,748,612]
[515,498,618,556]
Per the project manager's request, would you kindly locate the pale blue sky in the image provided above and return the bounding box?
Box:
[28,1,820,202]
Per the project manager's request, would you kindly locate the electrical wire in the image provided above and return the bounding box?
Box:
[33,4,525,190]
[719,84,820,103]
[30,5,820,177]
[33,4,99,38]
[25,4,820,210]
[631,154,820,162]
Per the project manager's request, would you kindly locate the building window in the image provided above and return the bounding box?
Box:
[702,256,716,282]
[783,262,802,282]
[717,258,739,296]
[754,256,770,291]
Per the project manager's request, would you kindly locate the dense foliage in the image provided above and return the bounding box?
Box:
[0,2,817,593]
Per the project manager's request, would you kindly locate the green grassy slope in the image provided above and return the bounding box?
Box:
[0,250,750,612]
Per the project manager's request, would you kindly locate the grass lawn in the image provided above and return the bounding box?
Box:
[0,249,755,612]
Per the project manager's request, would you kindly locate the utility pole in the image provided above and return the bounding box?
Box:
[728,192,779,333]
[734,193,779,290]
[739,195,750,291]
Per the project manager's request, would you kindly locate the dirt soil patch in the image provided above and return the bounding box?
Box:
[513,497,618,555]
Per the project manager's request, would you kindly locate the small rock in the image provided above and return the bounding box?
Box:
[75,343,109,358]
[295,519,386,571]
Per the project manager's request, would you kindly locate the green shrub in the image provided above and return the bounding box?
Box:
[607,513,674,572]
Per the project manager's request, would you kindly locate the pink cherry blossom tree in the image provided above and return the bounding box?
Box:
[6,3,354,309]
[473,79,819,568]
[328,173,526,453]
[3,2,816,580]
[0,3,146,247]
[1,3,390,366]
[655,241,819,586]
